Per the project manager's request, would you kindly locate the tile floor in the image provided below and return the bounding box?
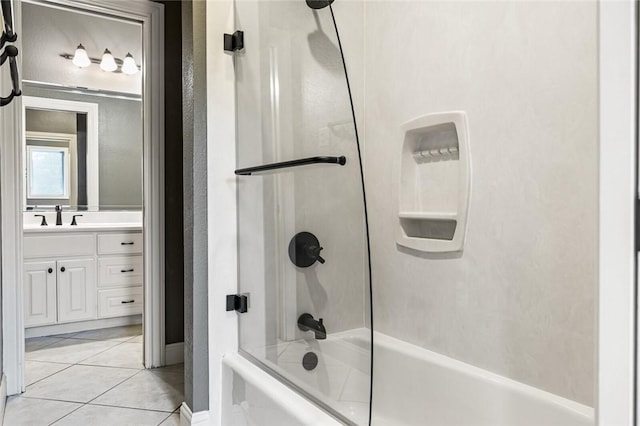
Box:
[4,325,183,426]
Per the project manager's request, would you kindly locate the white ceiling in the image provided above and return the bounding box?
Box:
[22,2,143,95]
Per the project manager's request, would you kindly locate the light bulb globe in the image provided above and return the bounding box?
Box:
[72,44,91,68]
[100,49,117,72]
[121,53,138,75]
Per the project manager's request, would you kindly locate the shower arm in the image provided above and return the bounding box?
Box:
[234,155,346,176]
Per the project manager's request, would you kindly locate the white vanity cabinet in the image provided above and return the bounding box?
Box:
[97,233,143,318]
[23,228,143,331]
[57,258,97,323]
[24,258,97,327]
[23,261,57,327]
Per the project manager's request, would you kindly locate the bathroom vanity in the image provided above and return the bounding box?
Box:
[22,212,143,335]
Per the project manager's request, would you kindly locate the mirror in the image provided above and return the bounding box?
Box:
[20,1,144,213]
[22,91,142,211]
[23,96,98,210]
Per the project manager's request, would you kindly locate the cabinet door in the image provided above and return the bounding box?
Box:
[24,261,57,327]
[57,258,97,323]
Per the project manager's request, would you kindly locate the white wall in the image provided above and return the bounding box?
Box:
[360,1,598,406]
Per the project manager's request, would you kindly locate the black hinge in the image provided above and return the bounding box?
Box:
[224,31,244,53]
[226,294,248,313]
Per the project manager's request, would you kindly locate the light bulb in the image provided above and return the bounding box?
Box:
[72,44,90,68]
[100,48,117,72]
[121,53,138,75]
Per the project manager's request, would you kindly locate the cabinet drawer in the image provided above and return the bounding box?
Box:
[24,234,96,259]
[98,286,143,318]
[99,256,143,288]
[97,233,143,255]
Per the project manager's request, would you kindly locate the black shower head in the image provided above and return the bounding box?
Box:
[306,0,334,9]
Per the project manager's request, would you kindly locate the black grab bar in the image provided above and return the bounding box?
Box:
[235,155,346,176]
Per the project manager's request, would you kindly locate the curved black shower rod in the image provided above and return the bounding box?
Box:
[235,155,346,176]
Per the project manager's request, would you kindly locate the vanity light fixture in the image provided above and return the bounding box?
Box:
[99,48,117,72]
[121,53,138,75]
[62,45,140,74]
[72,44,91,68]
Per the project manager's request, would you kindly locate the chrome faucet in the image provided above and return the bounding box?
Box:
[297,313,327,340]
[55,205,62,226]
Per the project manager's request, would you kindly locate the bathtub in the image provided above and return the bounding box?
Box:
[223,329,594,426]
[370,332,593,426]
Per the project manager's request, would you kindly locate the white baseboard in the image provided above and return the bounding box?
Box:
[25,315,142,338]
[165,342,184,366]
[180,402,210,426]
[0,374,7,426]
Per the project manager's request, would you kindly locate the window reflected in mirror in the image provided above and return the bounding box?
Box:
[27,145,71,200]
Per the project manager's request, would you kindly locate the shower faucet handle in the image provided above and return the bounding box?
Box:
[288,232,326,267]
[305,244,325,264]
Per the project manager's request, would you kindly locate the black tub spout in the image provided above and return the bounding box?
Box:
[297,313,326,340]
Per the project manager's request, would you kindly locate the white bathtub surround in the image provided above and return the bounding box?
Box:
[358,0,598,406]
[225,329,592,425]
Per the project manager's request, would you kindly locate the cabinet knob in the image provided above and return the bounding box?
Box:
[60,267,66,272]
[47,268,53,274]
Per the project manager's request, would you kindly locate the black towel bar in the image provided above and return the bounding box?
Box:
[235,156,346,176]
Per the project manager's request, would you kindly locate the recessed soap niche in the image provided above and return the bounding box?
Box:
[397,111,471,253]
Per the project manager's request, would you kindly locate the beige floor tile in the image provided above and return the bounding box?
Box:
[52,404,169,426]
[4,396,81,425]
[160,412,181,425]
[25,360,71,386]
[92,365,184,412]
[70,325,142,342]
[79,342,143,369]
[25,336,64,353]
[25,364,138,403]
[25,338,120,364]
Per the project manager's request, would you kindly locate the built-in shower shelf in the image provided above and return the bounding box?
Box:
[398,212,457,221]
[397,111,471,253]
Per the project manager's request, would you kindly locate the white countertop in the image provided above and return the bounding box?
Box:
[24,223,143,234]
[24,211,143,234]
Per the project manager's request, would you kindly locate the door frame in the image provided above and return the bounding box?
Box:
[1,0,165,395]
[599,0,638,424]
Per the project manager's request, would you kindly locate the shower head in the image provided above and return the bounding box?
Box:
[306,0,334,9]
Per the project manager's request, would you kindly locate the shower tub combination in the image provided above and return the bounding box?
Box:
[223,330,593,426]
[226,0,596,424]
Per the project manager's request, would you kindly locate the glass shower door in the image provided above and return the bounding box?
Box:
[234,1,372,424]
